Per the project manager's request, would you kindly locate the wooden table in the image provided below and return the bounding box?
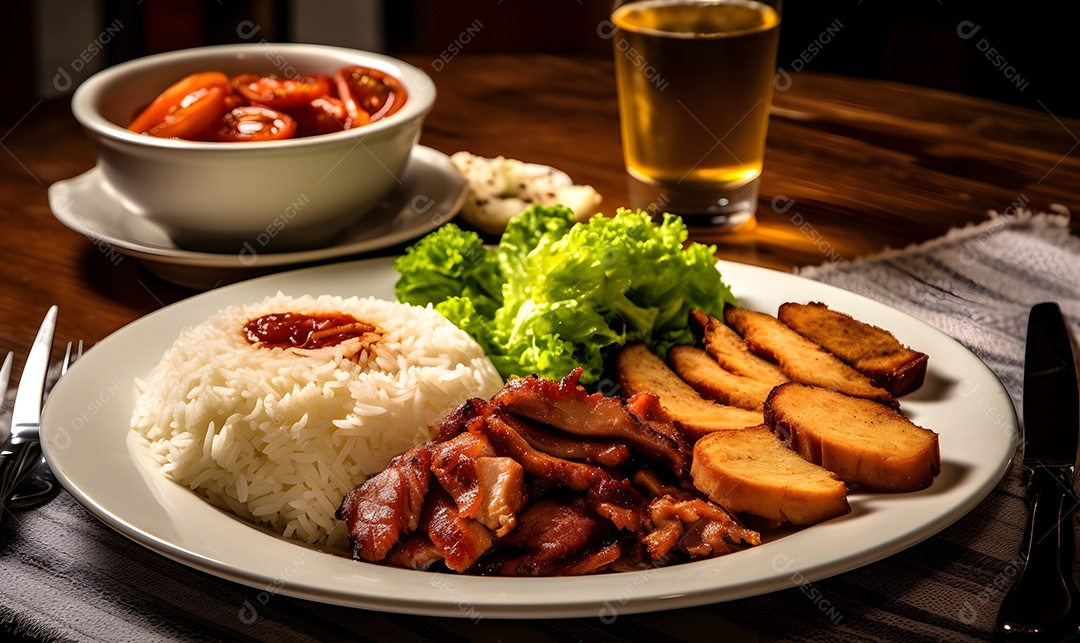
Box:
[0,53,1077,639]
[2,53,1078,367]
[3,54,1077,375]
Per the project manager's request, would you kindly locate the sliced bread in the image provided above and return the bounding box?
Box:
[689,309,789,386]
[764,382,941,492]
[691,425,851,525]
[666,344,775,412]
[616,343,763,441]
[778,302,928,397]
[724,306,898,408]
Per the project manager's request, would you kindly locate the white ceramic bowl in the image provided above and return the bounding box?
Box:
[71,43,435,253]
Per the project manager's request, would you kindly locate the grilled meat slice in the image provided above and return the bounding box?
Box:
[484,412,645,531]
[474,456,527,537]
[431,431,495,519]
[511,415,633,469]
[494,498,609,576]
[643,495,761,561]
[492,368,688,476]
[336,442,435,562]
[434,397,492,442]
[631,469,697,502]
[340,369,768,576]
[383,533,445,571]
[431,430,526,537]
[550,541,624,576]
[421,484,494,572]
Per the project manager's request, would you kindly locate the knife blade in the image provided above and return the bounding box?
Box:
[0,306,57,529]
[998,301,1080,640]
[1024,302,1080,467]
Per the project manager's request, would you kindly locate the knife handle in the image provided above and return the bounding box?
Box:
[997,466,1080,641]
[0,439,42,530]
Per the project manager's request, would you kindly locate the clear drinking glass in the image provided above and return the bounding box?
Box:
[611,0,781,231]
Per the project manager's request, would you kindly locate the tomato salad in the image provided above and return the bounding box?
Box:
[127,66,407,142]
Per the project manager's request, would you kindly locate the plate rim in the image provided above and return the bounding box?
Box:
[40,256,1019,619]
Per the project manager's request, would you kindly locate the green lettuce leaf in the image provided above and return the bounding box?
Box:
[393,205,736,384]
[393,223,501,318]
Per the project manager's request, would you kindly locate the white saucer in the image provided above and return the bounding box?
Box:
[48,146,466,289]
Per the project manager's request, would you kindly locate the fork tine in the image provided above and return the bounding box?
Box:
[0,352,12,402]
[60,340,83,376]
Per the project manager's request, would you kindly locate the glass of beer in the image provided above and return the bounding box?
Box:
[611,0,781,231]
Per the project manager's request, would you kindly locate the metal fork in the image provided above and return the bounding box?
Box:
[7,340,83,512]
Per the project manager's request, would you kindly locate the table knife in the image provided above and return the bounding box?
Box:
[0,306,56,528]
[998,302,1080,640]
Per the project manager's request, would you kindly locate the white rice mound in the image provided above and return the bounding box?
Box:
[130,293,503,550]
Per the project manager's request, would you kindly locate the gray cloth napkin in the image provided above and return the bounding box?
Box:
[730,209,1080,642]
[1,211,1077,642]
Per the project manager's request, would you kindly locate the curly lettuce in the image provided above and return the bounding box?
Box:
[393,204,736,384]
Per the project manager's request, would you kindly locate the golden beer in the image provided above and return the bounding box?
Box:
[613,0,780,220]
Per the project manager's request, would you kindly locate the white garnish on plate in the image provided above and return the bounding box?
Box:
[450,151,602,234]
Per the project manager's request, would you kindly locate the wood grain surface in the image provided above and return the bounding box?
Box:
[0,54,1077,379]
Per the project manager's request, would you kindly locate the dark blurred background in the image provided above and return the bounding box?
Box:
[4,0,1077,123]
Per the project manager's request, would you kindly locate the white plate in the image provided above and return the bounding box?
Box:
[48,146,466,288]
[40,258,1017,619]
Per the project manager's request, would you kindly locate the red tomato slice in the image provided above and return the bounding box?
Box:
[145,86,230,140]
[182,91,247,141]
[232,73,332,111]
[215,105,297,142]
[333,66,407,125]
[288,96,350,138]
[128,71,231,134]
